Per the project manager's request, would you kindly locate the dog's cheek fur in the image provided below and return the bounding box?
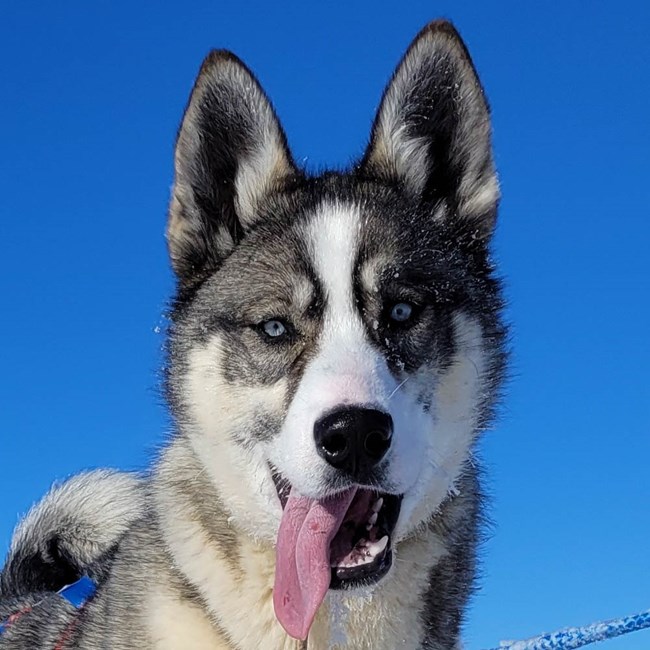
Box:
[172,334,289,542]
[394,313,489,538]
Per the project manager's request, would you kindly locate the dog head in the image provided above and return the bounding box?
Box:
[165,20,505,639]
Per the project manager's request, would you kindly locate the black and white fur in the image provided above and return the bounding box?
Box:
[1,20,506,649]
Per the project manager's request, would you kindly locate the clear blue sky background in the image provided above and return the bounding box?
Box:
[1,2,648,647]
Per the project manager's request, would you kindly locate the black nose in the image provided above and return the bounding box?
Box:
[314,407,393,478]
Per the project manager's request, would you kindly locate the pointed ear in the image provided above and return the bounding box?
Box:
[167,51,300,286]
[361,21,499,237]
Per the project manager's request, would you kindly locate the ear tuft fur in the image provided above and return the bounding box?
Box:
[167,51,300,287]
[361,20,499,237]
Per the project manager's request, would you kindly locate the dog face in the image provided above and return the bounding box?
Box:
[165,21,505,631]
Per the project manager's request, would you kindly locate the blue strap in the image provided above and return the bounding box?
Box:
[57,576,97,609]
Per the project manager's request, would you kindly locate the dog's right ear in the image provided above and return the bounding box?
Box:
[168,51,299,287]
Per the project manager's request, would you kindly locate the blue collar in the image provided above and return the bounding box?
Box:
[57,575,97,608]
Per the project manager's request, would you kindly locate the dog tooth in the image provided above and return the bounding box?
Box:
[371,498,384,513]
[368,512,378,527]
[367,535,389,557]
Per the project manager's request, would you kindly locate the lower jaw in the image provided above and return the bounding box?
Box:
[329,547,393,590]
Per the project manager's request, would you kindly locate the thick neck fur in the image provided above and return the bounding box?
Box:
[153,436,476,650]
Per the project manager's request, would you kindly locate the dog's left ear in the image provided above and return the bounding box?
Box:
[360,21,499,238]
[168,51,300,287]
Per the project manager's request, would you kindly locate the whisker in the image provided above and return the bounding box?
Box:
[387,376,410,401]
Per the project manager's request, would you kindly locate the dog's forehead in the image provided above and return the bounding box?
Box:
[234,191,397,274]
[297,191,451,291]
[210,186,448,315]
[295,195,402,300]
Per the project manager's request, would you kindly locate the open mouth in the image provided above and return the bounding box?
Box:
[272,469,402,589]
[270,466,402,639]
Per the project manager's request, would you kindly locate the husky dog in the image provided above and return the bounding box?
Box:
[0,19,506,649]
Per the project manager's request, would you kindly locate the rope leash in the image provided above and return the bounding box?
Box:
[485,608,650,650]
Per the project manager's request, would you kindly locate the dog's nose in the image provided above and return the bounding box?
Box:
[314,407,393,477]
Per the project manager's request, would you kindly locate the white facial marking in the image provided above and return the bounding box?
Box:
[271,201,401,498]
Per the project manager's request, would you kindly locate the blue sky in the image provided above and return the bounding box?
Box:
[1,2,648,647]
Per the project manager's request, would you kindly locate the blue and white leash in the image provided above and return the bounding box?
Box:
[486,608,650,650]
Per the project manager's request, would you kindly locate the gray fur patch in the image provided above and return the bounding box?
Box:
[157,449,242,574]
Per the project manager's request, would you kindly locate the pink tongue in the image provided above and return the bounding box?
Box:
[273,486,356,640]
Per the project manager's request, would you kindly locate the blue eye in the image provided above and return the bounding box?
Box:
[261,319,287,339]
[389,302,413,322]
